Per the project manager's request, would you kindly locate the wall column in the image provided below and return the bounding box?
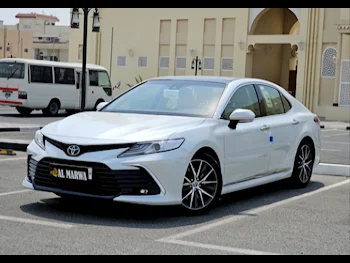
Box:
[333,32,343,105]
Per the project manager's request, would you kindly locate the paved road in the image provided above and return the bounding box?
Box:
[0,155,349,255]
[0,106,67,127]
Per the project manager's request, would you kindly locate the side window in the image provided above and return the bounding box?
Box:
[258,85,285,116]
[54,67,75,85]
[280,94,292,112]
[89,70,98,86]
[30,65,53,83]
[222,84,261,120]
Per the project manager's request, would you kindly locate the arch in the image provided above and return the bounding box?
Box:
[249,8,300,35]
[289,21,300,35]
[321,47,337,78]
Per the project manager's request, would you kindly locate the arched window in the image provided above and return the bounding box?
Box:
[321,47,337,78]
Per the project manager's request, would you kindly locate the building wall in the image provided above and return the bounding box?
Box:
[68,8,350,121]
[0,26,33,59]
[17,15,70,62]
[313,8,350,121]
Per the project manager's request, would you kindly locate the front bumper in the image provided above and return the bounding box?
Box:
[23,140,190,206]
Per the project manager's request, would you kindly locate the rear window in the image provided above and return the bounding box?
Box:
[0,62,25,79]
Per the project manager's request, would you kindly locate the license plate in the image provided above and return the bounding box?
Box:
[50,164,93,181]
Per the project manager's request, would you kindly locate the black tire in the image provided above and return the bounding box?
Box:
[290,139,315,188]
[94,99,104,111]
[42,100,60,116]
[181,152,222,215]
[16,106,33,116]
[66,109,77,115]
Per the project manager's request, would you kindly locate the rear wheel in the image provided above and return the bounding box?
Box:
[16,106,33,116]
[181,152,222,215]
[290,139,315,188]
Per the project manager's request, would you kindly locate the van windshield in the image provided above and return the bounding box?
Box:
[0,62,25,79]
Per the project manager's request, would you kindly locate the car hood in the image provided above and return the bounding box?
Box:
[41,112,205,144]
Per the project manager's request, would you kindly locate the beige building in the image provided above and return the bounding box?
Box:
[0,20,33,59]
[15,13,70,62]
[68,8,350,121]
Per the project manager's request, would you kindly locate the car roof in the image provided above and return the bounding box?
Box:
[0,58,107,71]
[148,76,241,84]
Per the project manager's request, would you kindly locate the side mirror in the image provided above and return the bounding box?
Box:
[228,109,255,129]
[96,101,108,111]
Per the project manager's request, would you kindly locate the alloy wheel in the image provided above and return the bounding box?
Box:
[297,144,313,183]
[182,159,219,211]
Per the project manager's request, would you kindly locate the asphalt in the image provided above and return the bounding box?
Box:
[0,155,349,255]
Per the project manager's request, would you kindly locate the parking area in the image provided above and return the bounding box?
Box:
[0,155,349,255]
[321,129,350,165]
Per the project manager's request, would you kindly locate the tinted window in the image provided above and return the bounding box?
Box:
[281,94,292,112]
[89,70,111,87]
[102,79,226,117]
[258,85,285,115]
[54,67,75,85]
[0,62,25,79]
[30,65,53,83]
[222,84,261,120]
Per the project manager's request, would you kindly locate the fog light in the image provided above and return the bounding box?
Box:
[140,189,149,194]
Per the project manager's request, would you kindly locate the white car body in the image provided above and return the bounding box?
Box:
[23,76,321,213]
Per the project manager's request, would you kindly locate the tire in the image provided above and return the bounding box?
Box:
[16,106,33,116]
[94,99,104,111]
[290,139,315,188]
[42,100,60,116]
[181,152,222,215]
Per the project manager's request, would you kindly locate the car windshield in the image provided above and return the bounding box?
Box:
[102,79,227,117]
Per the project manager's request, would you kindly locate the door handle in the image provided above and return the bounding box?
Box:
[260,125,270,131]
[292,119,300,125]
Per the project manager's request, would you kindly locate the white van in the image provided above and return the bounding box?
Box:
[0,58,114,116]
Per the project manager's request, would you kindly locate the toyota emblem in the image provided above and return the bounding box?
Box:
[67,145,81,156]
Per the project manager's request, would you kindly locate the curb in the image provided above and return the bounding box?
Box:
[314,163,350,177]
[0,140,30,152]
[0,127,42,132]
[320,125,350,130]
[1,139,349,177]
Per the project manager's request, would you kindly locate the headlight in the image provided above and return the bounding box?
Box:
[118,138,185,158]
[34,130,45,150]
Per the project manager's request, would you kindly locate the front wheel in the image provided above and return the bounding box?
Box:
[42,100,60,116]
[290,140,315,188]
[181,152,222,215]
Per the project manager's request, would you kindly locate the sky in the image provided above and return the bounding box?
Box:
[0,8,70,25]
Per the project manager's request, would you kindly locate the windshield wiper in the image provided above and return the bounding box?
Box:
[7,67,18,80]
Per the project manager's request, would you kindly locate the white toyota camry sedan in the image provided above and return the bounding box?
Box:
[23,76,321,214]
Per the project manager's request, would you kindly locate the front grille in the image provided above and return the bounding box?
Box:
[44,136,135,157]
[29,157,161,198]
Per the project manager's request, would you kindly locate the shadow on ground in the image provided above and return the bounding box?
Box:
[20,178,325,229]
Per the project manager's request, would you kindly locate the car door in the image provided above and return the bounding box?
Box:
[255,83,299,175]
[220,84,271,184]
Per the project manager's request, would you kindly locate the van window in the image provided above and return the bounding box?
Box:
[0,62,25,79]
[30,65,53,83]
[54,67,75,85]
[89,70,111,87]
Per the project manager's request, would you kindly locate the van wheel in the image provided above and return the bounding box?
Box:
[94,99,104,111]
[42,100,60,116]
[16,106,33,116]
